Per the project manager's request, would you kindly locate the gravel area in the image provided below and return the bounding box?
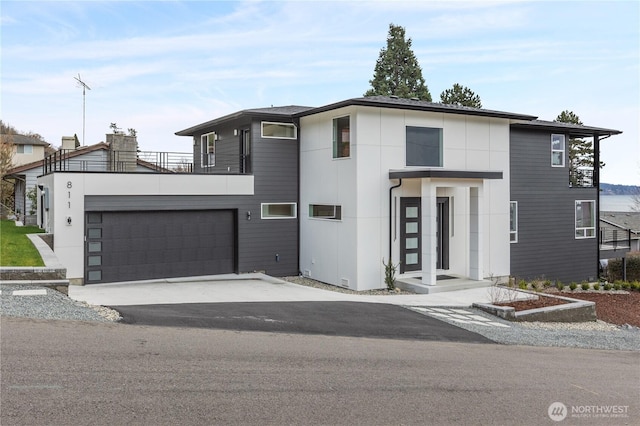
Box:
[1,285,121,322]
[409,306,640,351]
[2,281,638,351]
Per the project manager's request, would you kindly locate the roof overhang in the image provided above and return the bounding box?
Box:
[389,169,503,180]
[295,96,537,121]
[511,120,622,138]
[175,106,313,136]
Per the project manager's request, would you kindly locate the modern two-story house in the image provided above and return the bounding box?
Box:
[36,96,620,289]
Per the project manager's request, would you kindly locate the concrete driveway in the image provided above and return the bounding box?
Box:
[68,273,496,307]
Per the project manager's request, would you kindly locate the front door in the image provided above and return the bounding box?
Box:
[400,198,421,273]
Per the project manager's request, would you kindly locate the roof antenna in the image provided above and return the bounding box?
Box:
[74,74,91,146]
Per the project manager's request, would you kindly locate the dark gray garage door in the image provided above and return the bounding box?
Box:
[85,210,236,284]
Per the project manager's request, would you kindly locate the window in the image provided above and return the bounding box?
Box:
[261,122,296,139]
[201,132,216,167]
[309,204,342,220]
[551,134,565,167]
[510,201,518,243]
[261,203,297,219]
[575,200,595,239]
[406,126,443,167]
[16,144,33,154]
[333,116,350,158]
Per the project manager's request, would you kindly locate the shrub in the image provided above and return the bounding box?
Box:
[603,283,612,291]
[382,258,399,291]
[556,281,564,291]
[607,252,640,282]
[569,282,577,291]
[530,281,539,291]
[621,281,630,290]
[518,280,527,290]
[631,282,640,291]
[593,283,600,291]
[613,283,621,291]
[581,282,590,291]
[543,280,552,288]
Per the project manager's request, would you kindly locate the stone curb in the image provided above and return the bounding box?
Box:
[473,289,597,323]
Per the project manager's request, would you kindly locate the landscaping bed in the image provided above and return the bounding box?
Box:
[553,291,640,328]
[492,287,640,327]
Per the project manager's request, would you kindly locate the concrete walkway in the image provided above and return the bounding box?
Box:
[68,273,512,307]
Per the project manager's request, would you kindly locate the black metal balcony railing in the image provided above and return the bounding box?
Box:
[569,168,594,188]
[43,150,251,175]
[599,220,632,251]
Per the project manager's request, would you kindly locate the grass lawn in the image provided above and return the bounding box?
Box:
[0,220,45,266]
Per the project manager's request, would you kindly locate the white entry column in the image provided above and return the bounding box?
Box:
[420,179,437,285]
[469,185,483,280]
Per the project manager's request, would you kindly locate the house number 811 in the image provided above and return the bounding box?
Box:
[67,181,72,208]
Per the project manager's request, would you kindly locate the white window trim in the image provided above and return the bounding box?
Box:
[575,200,596,239]
[309,204,342,221]
[510,201,518,243]
[17,144,33,154]
[201,132,216,167]
[551,134,565,167]
[261,121,297,139]
[261,203,297,219]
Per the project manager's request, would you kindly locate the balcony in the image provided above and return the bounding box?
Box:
[43,149,251,175]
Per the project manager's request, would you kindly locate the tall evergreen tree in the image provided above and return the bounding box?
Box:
[364,24,431,101]
[440,83,482,108]
[555,110,603,187]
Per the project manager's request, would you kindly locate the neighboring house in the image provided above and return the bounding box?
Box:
[6,135,161,224]
[600,211,640,254]
[4,134,49,167]
[37,97,621,289]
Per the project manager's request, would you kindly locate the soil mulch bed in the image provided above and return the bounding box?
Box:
[495,294,569,311]
[496,291,640,328]
[559,292,640,328]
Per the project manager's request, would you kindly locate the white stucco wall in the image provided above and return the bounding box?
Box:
[300,106,511,290]
[38,172,254,282]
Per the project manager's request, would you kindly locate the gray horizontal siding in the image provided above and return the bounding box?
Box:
[85,195,298,277]
[510,129,598,283]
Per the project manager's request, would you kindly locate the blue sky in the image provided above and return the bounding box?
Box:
[2,0,638,185]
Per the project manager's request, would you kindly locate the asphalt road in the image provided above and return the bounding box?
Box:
[113,301,492,343]
[2,317,638,426]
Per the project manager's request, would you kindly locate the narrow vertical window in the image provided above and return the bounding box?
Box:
[551,134,565,167]
[575,200,595,238]
[333,116,350,158]
[510,201,518,243]
[201,132,216,167]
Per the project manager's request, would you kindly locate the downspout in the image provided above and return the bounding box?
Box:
[294,116,302,276]
[594,132,612,280]
[389,178,402,261]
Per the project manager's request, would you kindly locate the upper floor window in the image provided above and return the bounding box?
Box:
[201,132,216,167]
[510,201,518,243]
[575,200,595,239]
[16,144,33,154]
[551,134,565,167]
[261,122,296,139]
[406,126,443,167]
[333,116,350,158]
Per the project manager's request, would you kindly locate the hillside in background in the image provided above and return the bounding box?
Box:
[601,183,639,195]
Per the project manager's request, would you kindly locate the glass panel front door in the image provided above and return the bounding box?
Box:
[400,198,421,273]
